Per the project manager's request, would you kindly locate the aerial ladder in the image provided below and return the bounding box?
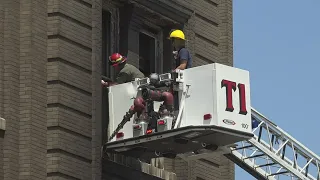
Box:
[226,108,320,180]
[103,63,320,180]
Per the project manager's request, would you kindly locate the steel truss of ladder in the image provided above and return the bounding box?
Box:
[230,108,320,180]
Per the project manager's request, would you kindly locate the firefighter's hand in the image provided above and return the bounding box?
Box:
[101,80,108,87]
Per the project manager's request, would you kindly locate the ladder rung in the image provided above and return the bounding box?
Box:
[243,154,265,160]
[256,162,276,168]
[268,171,289,176]
[228,109,320,180]
[233,145,254,150]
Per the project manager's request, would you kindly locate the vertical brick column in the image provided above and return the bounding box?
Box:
[0,0,4,117]
[0,2,4,175]
[220,156,235,180]
[19,0,48,179]
[219,0,233,66]
[0,3,4,177]
[47,0,93,179]
[0,131,4,179]
[0,120,5,180]
[218,0,235,179]
[0,8,4,180]
[92,0,103,179]
[2,0,20,179]
[183,11,196,63]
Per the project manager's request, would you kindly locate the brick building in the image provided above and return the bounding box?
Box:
[0,0,233,179]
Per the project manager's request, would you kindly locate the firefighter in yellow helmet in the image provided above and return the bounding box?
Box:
[169,30,193,115]
[169,29,192,70]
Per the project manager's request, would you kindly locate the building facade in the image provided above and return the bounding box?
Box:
[0,0,233,179]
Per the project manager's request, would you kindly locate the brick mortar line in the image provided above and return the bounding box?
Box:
[47,125,92,141]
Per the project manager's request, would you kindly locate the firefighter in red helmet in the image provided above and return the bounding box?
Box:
[101,53,145,87]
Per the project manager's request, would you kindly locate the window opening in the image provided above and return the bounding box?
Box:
[102,10,112,145]
[102,10,112,77]
[139,32,156,77]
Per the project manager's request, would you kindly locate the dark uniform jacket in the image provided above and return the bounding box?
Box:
[175,47,192,69]
[173,47,192,111]
[116,63,145,84]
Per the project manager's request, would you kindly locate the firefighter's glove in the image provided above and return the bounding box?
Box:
[172,69,181,73]
[172,51,178,59]
[101,80,108,87]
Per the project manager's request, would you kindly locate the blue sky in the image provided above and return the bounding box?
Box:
[233,1,320,179]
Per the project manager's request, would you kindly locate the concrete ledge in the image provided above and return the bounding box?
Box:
[107,153,177,180]
[0,118,5,131]
[131,0,193,24]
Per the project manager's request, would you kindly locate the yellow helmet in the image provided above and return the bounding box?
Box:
[169,29,185,40]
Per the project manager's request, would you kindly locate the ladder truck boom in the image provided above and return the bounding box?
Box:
[226,108,320,180]
[103,63,320,180]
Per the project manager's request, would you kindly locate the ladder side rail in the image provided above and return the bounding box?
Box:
[251,134,318,180]
[255,119,319,168]
[252,107,278,127]
[251,109,320,180]
[230,140,298,180]
[251,122,319,180]
[227,150,276,180]
[252,109,320,165]
[251,124,320,178]
[248,137,312,180]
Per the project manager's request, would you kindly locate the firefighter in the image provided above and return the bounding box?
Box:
[168,30,193,116]
[169,29,192,70]
[101,53,145,87]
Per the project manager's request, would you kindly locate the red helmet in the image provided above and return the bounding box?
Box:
[109,53,127,67]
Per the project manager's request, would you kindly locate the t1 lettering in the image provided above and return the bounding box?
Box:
[221,79,247,115]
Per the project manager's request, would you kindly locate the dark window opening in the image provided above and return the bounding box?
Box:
[102,10,112,77]
[119,3,133,56]
[102,10,112,145]
[139,32,156,77]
